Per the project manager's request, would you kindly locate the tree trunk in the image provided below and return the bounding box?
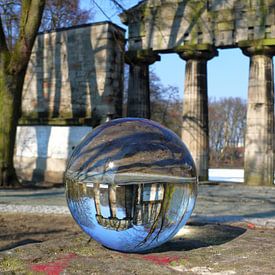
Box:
[0,70,25,186]
[0,0,45,186]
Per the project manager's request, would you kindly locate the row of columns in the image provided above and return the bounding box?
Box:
[126,46,275,186]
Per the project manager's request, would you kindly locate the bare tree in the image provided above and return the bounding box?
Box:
[209,97,246,167]
[150,71,182,136]
[0,0,92,43]
[0,0,20,49]
[41,0,91,31]
[0,0,46,186]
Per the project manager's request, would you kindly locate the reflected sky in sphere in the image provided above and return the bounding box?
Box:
[65,118,197,252]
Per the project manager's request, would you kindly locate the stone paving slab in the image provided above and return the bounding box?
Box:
[1,220,274,274]
[0,182,275,274]
[0,188,66,206]
[192,183,275,228]
[1,182,275,227]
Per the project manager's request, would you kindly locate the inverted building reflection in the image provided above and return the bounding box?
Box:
[67,179,168,231]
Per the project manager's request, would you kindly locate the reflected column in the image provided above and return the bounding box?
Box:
[125,50,160,118]
[242,46,275,186]
[179,47,218,181]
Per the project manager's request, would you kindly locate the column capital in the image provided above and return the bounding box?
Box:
[241,45,275,57]
[125,49,160,65]
[177,45,218,61]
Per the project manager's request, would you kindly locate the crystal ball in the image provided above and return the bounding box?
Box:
[65,118,197,252]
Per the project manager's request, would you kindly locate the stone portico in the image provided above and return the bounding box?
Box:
[17,1,275,185]
[120,0,275,185]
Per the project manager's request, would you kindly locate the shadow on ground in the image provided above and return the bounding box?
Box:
[0,239,43,252]
[152,223,246,252]
[0,213,79,253]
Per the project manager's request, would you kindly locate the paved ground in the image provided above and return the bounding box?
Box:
[1,182,275,227]
[0,182,275,274]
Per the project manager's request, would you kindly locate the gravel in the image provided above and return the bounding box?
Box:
[0,204,70,215]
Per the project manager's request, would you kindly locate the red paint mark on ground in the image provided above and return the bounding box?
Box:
[247,223,256,229]
[141,255,180,265]
[30,253,77,275]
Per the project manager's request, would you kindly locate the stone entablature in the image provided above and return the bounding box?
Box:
[21,22,125,126]
[121,0,275,51]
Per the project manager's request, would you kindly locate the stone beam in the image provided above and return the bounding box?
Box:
[121,0,275,51]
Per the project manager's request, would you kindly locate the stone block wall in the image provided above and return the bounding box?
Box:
[21,22,125,125]
[15,22,125,184]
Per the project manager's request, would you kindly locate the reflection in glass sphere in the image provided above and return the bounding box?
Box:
[65,118,197,252]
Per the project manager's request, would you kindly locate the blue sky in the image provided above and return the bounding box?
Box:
[153,49,249,99]
[81,0,264,100]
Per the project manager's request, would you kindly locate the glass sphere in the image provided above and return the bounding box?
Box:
[65,118,197,252]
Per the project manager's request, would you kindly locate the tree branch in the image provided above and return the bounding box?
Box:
[9,0,45,74]
[111,0,126,12]
[0,16,9,53]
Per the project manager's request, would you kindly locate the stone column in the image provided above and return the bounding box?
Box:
[242,46,275,186]
[179,48,218,181]
[125,50,160,118]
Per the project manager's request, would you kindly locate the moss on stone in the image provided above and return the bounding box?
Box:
[218,9,234,21]
[217,22,234,31]
[238,38,275,48]
[174,43,215,52]
[73,246,96,257]
[0,257,26,272]
[18,117,97,126]
[170,258,186,267]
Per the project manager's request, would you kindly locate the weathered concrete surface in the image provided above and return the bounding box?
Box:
[0,182,275,274]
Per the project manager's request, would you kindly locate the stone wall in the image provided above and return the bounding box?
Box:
[21,22,125,125]
[15,126,92,184]
[121,0,275,51]
[15,22,125,184]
